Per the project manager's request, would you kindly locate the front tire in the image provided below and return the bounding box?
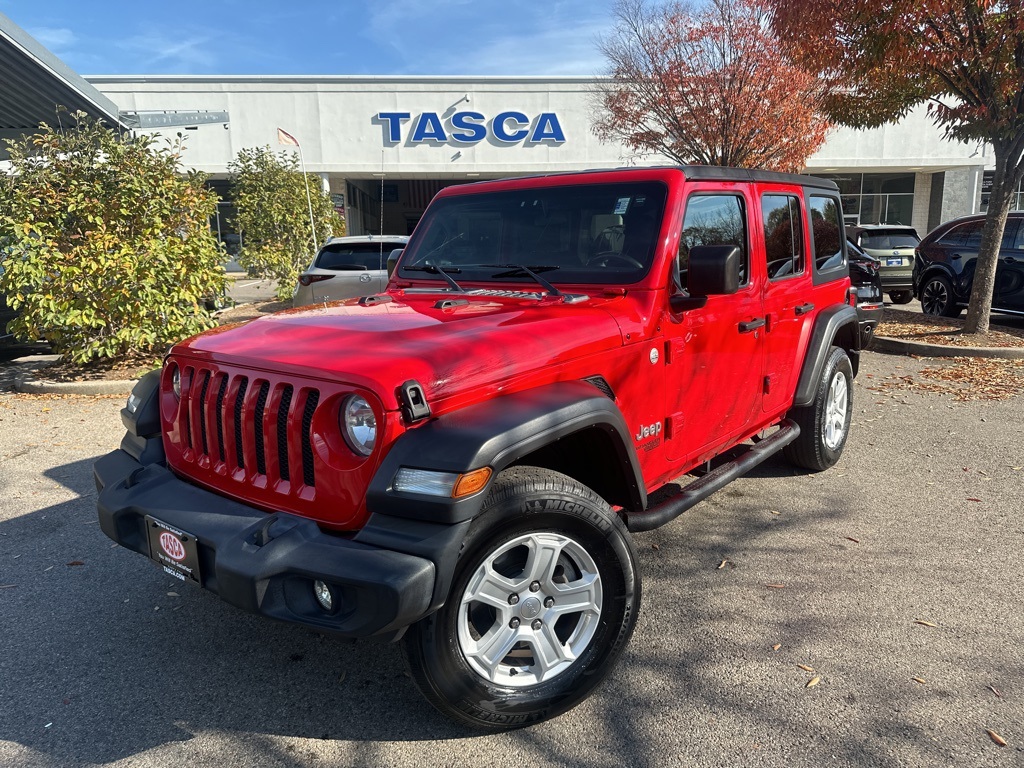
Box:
[784,346,853,471]
[402,466,640,731]
[920,274,961,318]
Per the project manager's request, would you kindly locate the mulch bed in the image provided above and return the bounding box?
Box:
[876,309,1024,348]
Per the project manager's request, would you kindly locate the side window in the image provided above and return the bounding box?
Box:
[939,221,982,248]
[808,195,845,272]
[761,194,803,280]
[678,194,747,293]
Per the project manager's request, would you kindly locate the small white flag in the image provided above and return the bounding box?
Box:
[277,128,299,147]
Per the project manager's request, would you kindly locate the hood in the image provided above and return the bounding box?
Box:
[173,292,626,411]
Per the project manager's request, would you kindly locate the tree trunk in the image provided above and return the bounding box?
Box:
[964,144,1015,334]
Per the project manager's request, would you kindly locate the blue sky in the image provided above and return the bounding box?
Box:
[2,0,615,76]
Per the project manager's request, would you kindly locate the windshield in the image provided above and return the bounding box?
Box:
[398,181,668,285]
[859,231,919,249]
[314,242,405,271]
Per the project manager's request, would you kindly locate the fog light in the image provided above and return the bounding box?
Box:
[313,580,333,611]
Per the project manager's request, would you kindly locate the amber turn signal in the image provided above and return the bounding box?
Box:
[452,467,492,498]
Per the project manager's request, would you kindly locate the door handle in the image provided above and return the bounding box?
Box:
[1006,257,1020,264]
[795,303,815,316]
[739,317,766,333]
[951,253,962,260]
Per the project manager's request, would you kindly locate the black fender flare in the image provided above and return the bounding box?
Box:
[916,263,961,297]
[366,380,646,526]
[793,304,860,407]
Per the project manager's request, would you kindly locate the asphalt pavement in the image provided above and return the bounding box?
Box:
[0,350,1021,767]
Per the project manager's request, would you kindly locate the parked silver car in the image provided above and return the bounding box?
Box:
[845,225,920,304]
[292,235,409,307]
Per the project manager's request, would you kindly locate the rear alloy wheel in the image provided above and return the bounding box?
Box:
[784,346,853,471]
[920,274,961,318]
[402,467,640,731]
[888,290,913,304]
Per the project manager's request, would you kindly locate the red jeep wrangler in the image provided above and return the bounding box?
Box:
[97,167,868,729]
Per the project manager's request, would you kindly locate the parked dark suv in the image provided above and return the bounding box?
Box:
[915,212,1024,317]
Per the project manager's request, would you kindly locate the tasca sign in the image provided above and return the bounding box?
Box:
[375,111,565,146]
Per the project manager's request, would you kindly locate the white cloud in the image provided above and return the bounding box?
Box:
[28,26,76,53]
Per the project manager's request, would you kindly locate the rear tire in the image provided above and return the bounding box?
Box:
[889,290,913,304]
[402,466,640,731]
[784,346,853,471]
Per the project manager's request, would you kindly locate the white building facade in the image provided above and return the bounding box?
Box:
[88,75,987,239]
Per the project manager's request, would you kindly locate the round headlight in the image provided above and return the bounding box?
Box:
[341,395,377,457]
[171,364,181,399]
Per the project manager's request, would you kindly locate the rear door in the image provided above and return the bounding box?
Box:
[757,186,814,415]
[995,217,1024,312]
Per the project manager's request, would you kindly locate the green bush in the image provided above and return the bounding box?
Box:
[229,146,344,300]
[0,114,226,363]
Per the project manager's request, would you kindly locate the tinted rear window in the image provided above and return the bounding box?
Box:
[315,243,404,270]
[859,231,919,249]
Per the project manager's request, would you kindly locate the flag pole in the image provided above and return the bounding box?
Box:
[279,128,318,253]
[296,142,318,252]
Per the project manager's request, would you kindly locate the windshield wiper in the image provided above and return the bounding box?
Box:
[481,264,562,298]
[403,264,465,292]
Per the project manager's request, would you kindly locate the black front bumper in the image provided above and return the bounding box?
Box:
[95,449,438,639]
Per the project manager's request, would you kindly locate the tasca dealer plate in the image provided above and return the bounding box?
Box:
[145,515,202,584]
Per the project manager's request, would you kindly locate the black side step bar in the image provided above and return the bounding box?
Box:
[625,419,800,533]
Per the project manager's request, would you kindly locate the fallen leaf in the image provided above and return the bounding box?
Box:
[915,620,937,627]
[987,684,1002,698]
[66,561,84,567]
[797,664,814,672]
[651,543,660,551]
[717,559,728,570]
[912,677,926,684]
[771,644,781,652]
[845,536,860,543]
[43,566,53,572]
[769,510,780,515]
[166,592,179,597]
[806,676,820,688]
[338,671,347,684]
[986,729,1007,747]
[764,583,786,589]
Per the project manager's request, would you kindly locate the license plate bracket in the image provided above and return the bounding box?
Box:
[145,515,202,584]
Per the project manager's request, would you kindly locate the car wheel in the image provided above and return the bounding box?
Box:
[920,274,961,318]
[784,346,853,472]
[402,466,640,731]
[889,290,913,304]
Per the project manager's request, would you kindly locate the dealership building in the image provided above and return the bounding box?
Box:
[0,11,1007,244]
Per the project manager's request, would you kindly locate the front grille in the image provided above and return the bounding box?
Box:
[180,367,320,489]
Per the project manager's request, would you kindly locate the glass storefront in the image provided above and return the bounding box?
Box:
[812,172,916,226]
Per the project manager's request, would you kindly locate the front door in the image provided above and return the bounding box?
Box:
[664,188,765,464]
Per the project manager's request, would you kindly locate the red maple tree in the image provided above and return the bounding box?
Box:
[768,0,1024,334]
[593,0,831,173]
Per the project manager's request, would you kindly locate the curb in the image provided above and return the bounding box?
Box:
[14,374,138,396]
[871,335,1024,360]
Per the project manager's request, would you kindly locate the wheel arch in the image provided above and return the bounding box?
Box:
[916,263,960,298]
[793,304,860,408]
[366,380,647,527]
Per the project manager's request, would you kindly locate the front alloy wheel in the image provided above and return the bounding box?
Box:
[402,467,639,731]
[921,274,961,318]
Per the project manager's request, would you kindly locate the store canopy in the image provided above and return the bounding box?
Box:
[0,11,124,143]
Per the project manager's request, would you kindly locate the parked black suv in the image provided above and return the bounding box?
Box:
[914,212,1024,318]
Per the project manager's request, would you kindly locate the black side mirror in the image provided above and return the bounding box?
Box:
[386,248,404,277]
[688,244,741,297]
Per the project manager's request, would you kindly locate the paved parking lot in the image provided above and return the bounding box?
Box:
[0,349,1021,768]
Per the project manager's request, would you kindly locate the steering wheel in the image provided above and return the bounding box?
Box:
[587,252,644,269]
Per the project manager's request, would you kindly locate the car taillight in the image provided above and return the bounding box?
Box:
[298,273,334,287]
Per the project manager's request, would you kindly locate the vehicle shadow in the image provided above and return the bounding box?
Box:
[2,455,1012,767]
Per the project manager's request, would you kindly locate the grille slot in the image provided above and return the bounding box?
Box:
[254,381,270,476]
[198,371,211,456]
[214,375,228,463]
[301,390,320,487]
[277,385,293,482]
[234,377,249,469]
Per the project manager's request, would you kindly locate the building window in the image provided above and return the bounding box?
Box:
[981,171,1024,212]
[813,172,916,226]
